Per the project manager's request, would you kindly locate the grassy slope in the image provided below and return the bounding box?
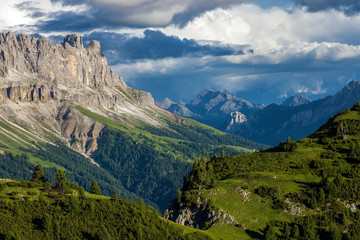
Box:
[175,102,360,239]
[0,179,212,240]
[75,105,260,154]
[75,105,263,210]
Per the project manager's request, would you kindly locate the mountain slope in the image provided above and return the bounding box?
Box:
[0,32,267,210]
[165,102,360,239]
[157,89,264,129]
[282,95,312,107]
[231,81,360,145]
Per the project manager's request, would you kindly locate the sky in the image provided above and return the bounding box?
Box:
[1,0,360,104]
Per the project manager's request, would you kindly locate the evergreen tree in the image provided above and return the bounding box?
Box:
[111,192,118,201]
[310,196,318,209]
[43,213,52,234]
[303,216,316,240]
[90,180,101,195]
[176,188,182,203]
[293,225,300,239]
[138,198,144,206]
[264,224,276,240]
[135,226,143,240]
[221,150,225,157]
[79,186,86,200]
[283,222,291,240]
[318,188,326,205]
[31,164,46,182]
[53,219,60,238]
[329,223,342,240]
[55,170,67,193]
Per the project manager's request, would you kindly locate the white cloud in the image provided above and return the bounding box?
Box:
[163,4,360,53]
[0,0,88,33]
[0,0,34,30]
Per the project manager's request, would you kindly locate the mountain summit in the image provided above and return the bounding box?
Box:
[157,89,264,128]
[0,32,156,156]
[282,95,311,107]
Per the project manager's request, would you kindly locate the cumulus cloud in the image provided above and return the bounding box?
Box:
[163,4,360,51]
[50,0,246,27]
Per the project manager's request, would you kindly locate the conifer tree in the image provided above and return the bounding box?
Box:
[90,180,101,195]
[329,223,341,240]
[293,225,300,239]
[176,188,181,203]
[31,164,46,182]
[79,186,86,200]
[283,222,291,240]
[310,196,318,209]
[264,224,276,240]
[318,188,326,205]
[55,170,67,193]
[303,216,316,240]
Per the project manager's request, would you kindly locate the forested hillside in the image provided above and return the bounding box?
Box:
[0,169,212,240]
[166,102,360,239]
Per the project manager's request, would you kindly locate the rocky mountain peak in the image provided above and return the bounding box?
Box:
[282,95,311,107]
[63,33,83,49]
[0,32,158,157]
[155,97,175,109]
[226,111,247,132]
[344,80,359,90]
[86,40,102,56]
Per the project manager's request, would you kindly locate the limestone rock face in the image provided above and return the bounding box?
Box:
[0,32,159,157]
[0,83,57,104]
[56,105,105,156]
[226,111,248,132]
[0,32,156,107]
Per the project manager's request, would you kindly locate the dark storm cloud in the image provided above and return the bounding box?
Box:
[296,0,360,15]
[36,11,100,32]
[50,0,246,27]
[83,30,244,64]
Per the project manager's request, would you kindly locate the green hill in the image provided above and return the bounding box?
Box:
[166,102,360,239]
[0,173,214,240]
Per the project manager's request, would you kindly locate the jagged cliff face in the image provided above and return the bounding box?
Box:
[0,32,158,157]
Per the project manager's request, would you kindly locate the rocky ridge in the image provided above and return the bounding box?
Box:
[157,89,264,129]
[282,95,312,107]
[0,32,160,157]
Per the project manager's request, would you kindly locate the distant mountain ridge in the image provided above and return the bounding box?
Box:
[156,89,264,128]
[282,95,312,107]
[158,81,360,146]
[231,81,360,145]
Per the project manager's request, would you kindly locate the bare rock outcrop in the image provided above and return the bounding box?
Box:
[56,105,105,156]
[163,198,238,229]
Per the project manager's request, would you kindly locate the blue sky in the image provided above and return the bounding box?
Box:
[1,0,360,104]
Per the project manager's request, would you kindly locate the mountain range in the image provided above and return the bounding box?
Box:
[156,89,265,129]
[0,32,267,210]
[158,81,360,145]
